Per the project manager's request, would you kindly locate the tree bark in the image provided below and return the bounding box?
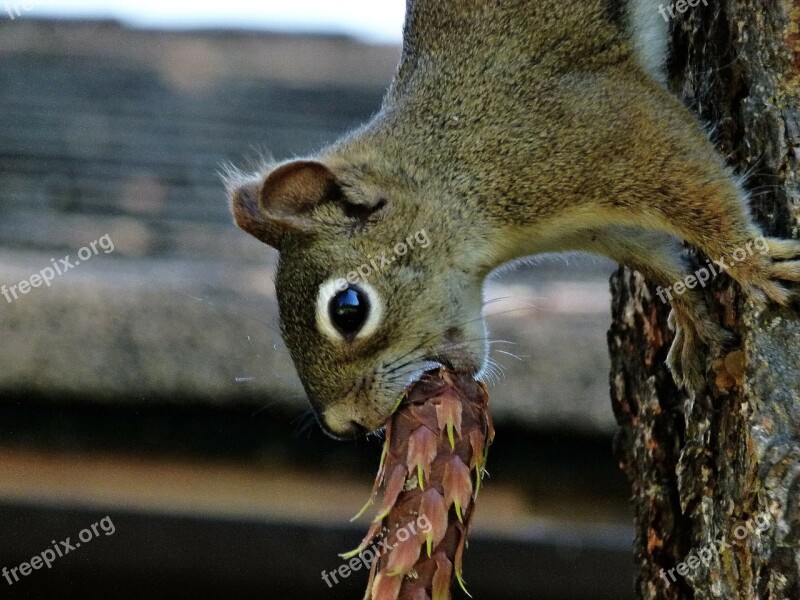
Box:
[609,1,800,598]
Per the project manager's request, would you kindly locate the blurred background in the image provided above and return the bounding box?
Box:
[0,2,634,598]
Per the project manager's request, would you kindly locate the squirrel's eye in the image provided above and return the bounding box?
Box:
[329,286,370,338]
[316,279,383,343]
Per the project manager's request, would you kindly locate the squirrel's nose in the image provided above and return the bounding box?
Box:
[320,410,370,440]
[324,420,368,440]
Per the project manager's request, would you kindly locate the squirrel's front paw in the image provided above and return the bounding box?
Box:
[735,238,800,306]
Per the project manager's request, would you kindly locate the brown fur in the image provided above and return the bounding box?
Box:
[228,0,800,438]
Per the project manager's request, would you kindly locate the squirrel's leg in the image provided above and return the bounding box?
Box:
[642,180,800,307]
[569,226,735,390]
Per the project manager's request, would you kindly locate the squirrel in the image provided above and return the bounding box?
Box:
[227,0,800,438]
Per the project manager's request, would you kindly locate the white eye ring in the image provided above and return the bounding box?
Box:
[316,278,384,343]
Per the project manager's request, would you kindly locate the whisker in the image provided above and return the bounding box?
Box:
[484,296,542,309]
[484,305,542,321]
[292,408,318,438]
[181,292,284,337]
[383,310,534,370]
[495,349,526,361]
[252,396,296,417]
[247,335,263,361]
[483,357,506,384]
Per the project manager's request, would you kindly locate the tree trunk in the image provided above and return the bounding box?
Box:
[608,1,800,598]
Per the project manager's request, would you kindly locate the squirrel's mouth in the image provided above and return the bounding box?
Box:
[318,349,482,440]
[403,353,479,393]
[425,351,480,377]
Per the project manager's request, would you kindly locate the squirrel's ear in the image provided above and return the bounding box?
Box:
[229,161,338,250]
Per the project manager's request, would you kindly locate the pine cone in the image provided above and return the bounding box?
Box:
[342,369,494,600]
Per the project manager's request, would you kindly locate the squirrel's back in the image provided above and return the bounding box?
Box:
[389,0,668,102]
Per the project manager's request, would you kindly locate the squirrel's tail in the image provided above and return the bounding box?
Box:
[627,0,669,85]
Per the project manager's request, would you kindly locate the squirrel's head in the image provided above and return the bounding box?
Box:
[228,157,488,439]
